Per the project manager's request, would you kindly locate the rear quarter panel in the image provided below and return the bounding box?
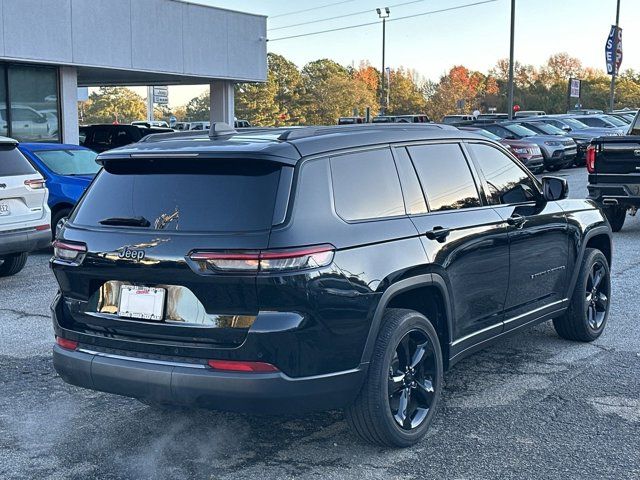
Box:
[264,156,429,376]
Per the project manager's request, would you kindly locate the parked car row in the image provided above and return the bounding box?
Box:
[445,110,637,173]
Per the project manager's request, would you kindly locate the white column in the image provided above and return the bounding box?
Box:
[209,80,235,125]
[59,66,79,145]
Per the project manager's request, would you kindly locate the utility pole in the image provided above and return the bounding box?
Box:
[377,7,390,115]
[147,86,154,122]
[507,0,515,120]
[609,0,621,112]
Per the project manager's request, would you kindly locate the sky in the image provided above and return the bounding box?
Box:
[141,0,640,107]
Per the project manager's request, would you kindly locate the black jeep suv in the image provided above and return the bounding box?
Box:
[52,123,613,447]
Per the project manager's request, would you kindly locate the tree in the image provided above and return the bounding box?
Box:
[185,92,210,120]
[386,68,427,115]
[301,59,377,124]
[82,87,146,124]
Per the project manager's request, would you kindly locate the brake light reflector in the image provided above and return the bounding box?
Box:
[24,178,46,189]
[586,145,596,173]
[35,224,50,231]
[207,359,279,373]
[56,336,78,351]
[53,240,87,264]
[189,244,334,273]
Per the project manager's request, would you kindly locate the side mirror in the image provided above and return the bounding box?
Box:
[542,176,568,201]
[562,125,571,132]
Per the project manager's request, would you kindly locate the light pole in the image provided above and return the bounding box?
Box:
[377,7,390,115]
[507,0,515,119]
[609,0,621,112]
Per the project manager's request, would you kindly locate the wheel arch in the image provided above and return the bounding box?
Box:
[567,226,612,297]
[361,274,454,370]
[51,202,74,218]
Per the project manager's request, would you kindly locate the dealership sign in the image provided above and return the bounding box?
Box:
[569,78,581,98]
[605,25,623,75]
[153,86,169,105]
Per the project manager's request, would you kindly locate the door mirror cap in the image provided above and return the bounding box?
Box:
[542,176,569,201]
[562,125,572,132]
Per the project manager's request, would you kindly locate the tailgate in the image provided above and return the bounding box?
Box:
[594,136,640,175]
[0,173,48,228]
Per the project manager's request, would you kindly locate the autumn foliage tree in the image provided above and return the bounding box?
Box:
[83,87,146,124]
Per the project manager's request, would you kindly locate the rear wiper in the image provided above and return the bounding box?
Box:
[98,216,150,227]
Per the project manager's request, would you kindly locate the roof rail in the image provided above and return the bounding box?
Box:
[277,123,452,142]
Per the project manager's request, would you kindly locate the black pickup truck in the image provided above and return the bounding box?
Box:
[587,111,640,231]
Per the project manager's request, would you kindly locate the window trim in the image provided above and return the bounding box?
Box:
[405,140,486,214]
[462,140,543,207]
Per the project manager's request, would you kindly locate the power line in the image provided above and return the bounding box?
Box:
[270,0,356,19]
[268,0,498,42]
[268,0,429,32]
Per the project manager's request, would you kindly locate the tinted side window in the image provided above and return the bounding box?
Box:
[330,149,405,221]
[0,146,36,176]
[468,143,537,205]
[408,143,481,212]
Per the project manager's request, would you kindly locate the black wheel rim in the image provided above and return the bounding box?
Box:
[388,329,436,430]
[585,260,609,330]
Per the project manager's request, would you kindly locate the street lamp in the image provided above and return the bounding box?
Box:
[377,7,390,114]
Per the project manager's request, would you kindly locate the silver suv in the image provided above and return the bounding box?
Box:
[0,137,51,276]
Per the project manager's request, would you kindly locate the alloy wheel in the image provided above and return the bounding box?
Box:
[585,260,609,330]
[388,329,437,430]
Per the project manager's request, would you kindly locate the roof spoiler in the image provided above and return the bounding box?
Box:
[209,122,237,138]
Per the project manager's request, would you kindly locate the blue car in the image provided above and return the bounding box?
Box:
[18,143,100,238]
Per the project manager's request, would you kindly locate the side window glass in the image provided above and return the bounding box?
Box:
[330,149,405,221]
[408,143,481,212]
[468,143,537,205]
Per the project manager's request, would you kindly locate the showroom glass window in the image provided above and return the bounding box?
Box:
[6,65,60,143]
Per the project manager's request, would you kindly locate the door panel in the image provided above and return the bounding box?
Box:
[493,202,569,327]
[404,143,510,347]
[412,208,510,344]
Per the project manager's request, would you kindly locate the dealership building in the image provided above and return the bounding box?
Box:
[0,0,267,144]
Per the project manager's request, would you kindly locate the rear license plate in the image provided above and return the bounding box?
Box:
[0,203,9,216]
[118,285,166,321]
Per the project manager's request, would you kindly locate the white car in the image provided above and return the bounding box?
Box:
[0,104,52,141]
[0,136,51,276]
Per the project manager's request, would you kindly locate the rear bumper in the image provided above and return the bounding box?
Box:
[53,344,366,413]
[0,227,50,256]
[588,182,640,208]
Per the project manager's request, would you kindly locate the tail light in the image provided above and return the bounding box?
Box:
[189,244,335,273]
[56,336,78,351]
[207,359,279,373]
[586,145,596,173]
[52,240,87,265]
[24,178,46,189]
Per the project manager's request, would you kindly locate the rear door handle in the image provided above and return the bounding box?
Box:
[425,226,450,242]
[507,214,526,228]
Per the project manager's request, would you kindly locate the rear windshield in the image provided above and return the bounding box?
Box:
[0,145,36,176]
[71,159,282,232]
[34,149,100,176]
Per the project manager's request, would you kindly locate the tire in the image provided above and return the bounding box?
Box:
[52,208,71,241]
[0,252,28,277]
[345,308,443,447]
[603,206,626,232]
[553,248,611,342]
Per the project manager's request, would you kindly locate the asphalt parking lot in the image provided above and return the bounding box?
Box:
[1,167,639,480]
